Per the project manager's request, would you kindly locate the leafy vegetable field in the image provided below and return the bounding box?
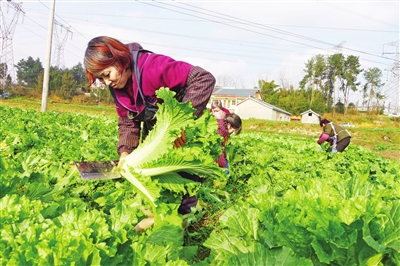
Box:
[1,104,399,266]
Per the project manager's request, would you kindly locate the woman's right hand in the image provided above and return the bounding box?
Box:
[174,130,186,148]
[120,152,129,159]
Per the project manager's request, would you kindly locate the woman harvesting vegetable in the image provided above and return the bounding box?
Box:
[318,118,351,153]
[84,36,215,155]
[212,107,242,169]
[84,36,216,229]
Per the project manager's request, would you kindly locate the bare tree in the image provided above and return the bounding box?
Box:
[216,74,238,88]
[277,69,290,89]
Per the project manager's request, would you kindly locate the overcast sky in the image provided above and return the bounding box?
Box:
[2,0,399,109]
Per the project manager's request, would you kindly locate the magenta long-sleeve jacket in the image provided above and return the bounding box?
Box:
[215,119,229,168]
[317,131,330,144]
[111,50,215,155]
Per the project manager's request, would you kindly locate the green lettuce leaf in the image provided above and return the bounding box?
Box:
[118,88,225,214]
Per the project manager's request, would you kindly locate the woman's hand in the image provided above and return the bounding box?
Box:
[173,130,186,148]
[120,152,129,159]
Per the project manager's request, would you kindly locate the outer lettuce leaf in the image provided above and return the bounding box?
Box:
[362,200,400,261]
[204,204,313,265]
[203,202,310,264]
[218,204,260,241]
[229,244,313,266]
[130,224,191,265]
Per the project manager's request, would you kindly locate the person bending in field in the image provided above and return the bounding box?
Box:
[212,107,242,172]
[317,118,351,153]
[84,36,215,231]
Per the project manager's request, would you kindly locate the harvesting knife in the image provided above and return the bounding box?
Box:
[73,160,121,180]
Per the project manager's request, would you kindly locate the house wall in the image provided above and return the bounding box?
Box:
[209,97,248,113]
[237,100,275,120]
[274,112,291,122]
[301,113,320,124]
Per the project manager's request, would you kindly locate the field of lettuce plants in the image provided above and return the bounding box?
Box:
[1,95,399,265]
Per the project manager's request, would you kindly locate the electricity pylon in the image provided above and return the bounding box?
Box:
[333,41,346,54]
[52,20,72,69]
[0,0,25,91]
[382,40,399,114]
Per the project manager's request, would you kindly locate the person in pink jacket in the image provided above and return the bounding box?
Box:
[84,36,215,157]
[84,36,216,230]
[212,109,242,170]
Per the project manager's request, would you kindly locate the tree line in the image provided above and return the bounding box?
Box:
[259,53,385,115]
[1,53,385,115]
[0,56,114,105]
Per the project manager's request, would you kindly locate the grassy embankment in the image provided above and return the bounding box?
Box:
[2,96,399,162]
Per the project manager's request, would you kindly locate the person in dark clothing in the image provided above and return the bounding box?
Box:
[318,118,351,153]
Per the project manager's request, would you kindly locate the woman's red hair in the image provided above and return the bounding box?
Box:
[84,36,131,86]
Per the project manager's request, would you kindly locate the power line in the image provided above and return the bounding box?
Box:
[51,10,397,33]
[144,1,396,62]
[143,1,333,50]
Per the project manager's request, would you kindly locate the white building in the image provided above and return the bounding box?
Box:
[236,96,291,121]
[300,109,321,124]
[208,87,262,113]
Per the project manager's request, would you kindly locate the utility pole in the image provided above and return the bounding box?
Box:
[382,40,399,115]
[41,0,55,112]
[52,20,72,69]
[0,0,25,92]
